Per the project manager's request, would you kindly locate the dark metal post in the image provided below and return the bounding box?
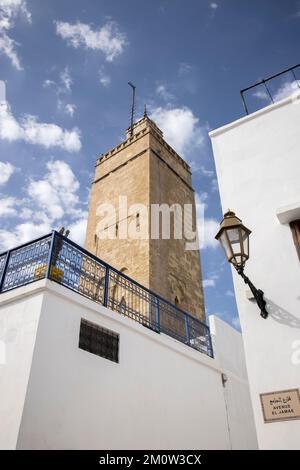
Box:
[262,79,274,104]
[128,81,136,137]
[237,267,268,319]
[240,91,249,115]
[207,327,214,358]
[184,314,190,345]
[155,296,160,333]
[103,266,110,307]
[291,69,300,89]
[0,251,11,292]
[51,230,64,270]
[149,296,153,327]
[46,231,56,279]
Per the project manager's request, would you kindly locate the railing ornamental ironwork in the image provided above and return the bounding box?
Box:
[0,231,213,358]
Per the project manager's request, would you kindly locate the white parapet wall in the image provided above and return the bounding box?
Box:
[0,279,256,450]
[210,92,300,450]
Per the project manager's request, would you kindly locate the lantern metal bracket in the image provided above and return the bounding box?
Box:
[236,267,268,319]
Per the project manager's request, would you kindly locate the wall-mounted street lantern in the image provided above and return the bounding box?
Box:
[215,210,268,319]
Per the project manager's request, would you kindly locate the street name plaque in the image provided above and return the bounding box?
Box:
[260,388,300,423]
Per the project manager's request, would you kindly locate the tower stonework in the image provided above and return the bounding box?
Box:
[85,115,205,320]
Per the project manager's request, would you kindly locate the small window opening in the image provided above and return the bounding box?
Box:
[79,319,119,363]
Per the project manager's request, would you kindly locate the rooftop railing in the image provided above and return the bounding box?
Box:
[0,231,213,358]
[240,64,300,115]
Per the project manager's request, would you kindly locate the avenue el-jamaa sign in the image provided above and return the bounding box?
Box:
[260,389,300,423]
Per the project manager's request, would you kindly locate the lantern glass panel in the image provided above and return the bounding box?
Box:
[227,228,242,255]
[219,231,232,260]
[241,228,249,257]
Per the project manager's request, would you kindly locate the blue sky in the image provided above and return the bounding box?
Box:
[0,0,300,330]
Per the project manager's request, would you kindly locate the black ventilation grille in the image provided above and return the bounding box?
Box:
[79,318,119,363]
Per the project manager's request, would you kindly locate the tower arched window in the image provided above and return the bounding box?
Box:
[136,213,140,228]
[115,223,119,238]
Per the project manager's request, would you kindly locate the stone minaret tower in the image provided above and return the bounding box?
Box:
[85,113,205,321]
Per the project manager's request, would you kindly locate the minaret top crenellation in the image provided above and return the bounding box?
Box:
[125,115,163,139]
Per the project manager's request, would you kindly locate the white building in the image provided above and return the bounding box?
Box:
[0,233,257,450]
[210,88,300,449]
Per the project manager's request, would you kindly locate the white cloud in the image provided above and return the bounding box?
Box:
[0,0,31,70]
[0,221,51,251]
[0,161,15,185]
[200,218,219,249]
[27,160,80,222]
[43,79,56,89]
[64,103,76,117]
[203,279,216,288]
[273,80,300,101]
[43,67,77,117]
[194,192,219,250]
[68,216,87,245]
[253,88,269,100]
[99,68,111,87]
[0,34,21,69]
[28,179,64,220]
[177,63,198,94]
[47,160,79,192]
[253,80,300,103]
[0,196,17,216]
[0,216,88,251]
[60,66,72,92]
[0,159,87,251]
[178,63,194,76]
[156,84,174,102]
[203,270,219,288]
[55,20,127,62]
[195,191,208,211]
[189,161,215,177]
[43,68,73,94]
[0,80,6,101]
[0,0,31,21]
[210,178,218,192]
[0,101,81,151]
[226,290,234,297]
[19,206,32,219]
[210,2,218,9]
[150,106,205,158]
[22,115,81,151]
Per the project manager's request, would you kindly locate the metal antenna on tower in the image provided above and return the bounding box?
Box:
[128,81,136,137]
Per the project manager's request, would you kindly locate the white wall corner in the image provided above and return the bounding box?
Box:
[276,201,300,224]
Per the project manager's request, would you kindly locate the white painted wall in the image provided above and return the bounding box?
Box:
[0,279,256,449]
[0,286,44,449]
[209,316,258,450]
[210,92,300,449]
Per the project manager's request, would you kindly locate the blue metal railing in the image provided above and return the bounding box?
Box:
[0,231,213,358]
